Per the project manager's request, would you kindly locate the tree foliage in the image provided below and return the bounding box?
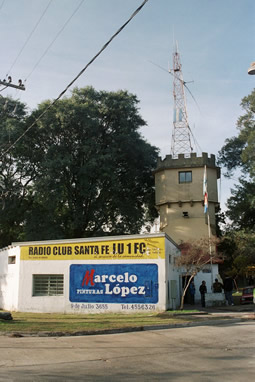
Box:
[0,87,158,246]
[218,89,255,232]
[218,89,255,179]
[218,89,255,278]
[226,179,255,231]
[218,231,255,278]
[0,96,32,246]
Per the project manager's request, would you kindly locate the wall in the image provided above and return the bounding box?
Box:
[165,237,181,310]
[18,259,167,314]
[0,246,20,310]
[155,157,219,204]
[158,202,216,242]
[154,152,220,244]
[2,234,181,314]
[179,264,220,305]
[193,264,219,302]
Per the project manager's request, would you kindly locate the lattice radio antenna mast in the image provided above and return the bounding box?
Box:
[171,43,194,156]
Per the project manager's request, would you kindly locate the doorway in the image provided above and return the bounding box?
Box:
[182,275,193,304]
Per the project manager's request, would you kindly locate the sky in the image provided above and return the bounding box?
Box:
[0,0,254,211]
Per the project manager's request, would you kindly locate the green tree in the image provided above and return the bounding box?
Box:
[219,231,255,278]
[218,89,255,279]
[0,96,33,247]
[218,89,255,179]
[17,87,158,240]
[218,89,255,231]
[226,179,255,231]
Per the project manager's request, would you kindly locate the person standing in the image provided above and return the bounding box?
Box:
[223,276,234,306]
[213,278,223,293]
[199,281,207,308]
[189,281,196,305]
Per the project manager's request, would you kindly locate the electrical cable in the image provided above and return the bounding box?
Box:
[6,0,53,76]
[1,0,149,158]
[0,86,8,92]
[25,0,85,82]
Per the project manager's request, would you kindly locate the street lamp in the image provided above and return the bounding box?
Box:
[248,62,255,75]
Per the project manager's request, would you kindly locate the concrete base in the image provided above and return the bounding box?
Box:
[205,293,226,307]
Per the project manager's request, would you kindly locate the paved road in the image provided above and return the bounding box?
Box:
[0,321,254,381]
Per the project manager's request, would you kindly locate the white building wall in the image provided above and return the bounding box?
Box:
[178,263,220,306]
[0,234,181,314]
[17,258,168,314]
[18,259,67,313]
[0,246,20,310]
[164,237,181,310]
[193,264,219,302]
[1,235,222,312]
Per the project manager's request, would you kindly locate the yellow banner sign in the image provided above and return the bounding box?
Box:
[20,237,165,260]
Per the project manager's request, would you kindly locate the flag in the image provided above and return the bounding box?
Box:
[203,165,208,213]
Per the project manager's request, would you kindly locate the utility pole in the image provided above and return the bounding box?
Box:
[170,45,193,156]
[0,76,25,91]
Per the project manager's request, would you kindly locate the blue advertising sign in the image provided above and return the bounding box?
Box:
[69,264,158,304]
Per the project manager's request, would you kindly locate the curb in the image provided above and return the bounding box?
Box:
[143,318,243,331]
[3,315,254,338]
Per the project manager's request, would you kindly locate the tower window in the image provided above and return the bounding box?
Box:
[179,171,192,183]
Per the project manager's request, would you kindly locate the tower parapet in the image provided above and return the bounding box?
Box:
[155,152,220,178]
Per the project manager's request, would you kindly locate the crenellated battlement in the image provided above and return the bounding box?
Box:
[154,152,220,177]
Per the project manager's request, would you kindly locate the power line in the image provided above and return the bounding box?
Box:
[1,0,149,158]
[6,0,53,76]
[25,0,85,82]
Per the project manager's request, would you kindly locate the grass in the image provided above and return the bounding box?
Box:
[0,310,204,335]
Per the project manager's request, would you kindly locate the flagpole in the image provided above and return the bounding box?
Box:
[207,210,214,290]
[203,165,213,291]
